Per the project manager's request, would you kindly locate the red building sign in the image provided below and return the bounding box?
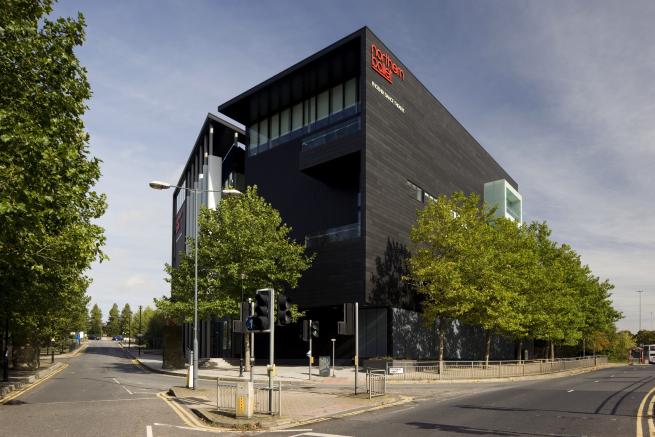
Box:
[371,43,405,84]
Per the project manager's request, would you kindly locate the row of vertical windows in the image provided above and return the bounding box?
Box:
[175,181,186,213]
[407,180,436,203]
[248,77,358,151]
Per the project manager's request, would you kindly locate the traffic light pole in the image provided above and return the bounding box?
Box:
[250,299,255,383]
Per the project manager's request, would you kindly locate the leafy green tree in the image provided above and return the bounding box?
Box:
[106,304,120,337]
[408,192,526,365]
[609,330,635,362]
[157,186,314,321]
[157,186,314,367]
[89,304,103,337]
[635,330,655,347]
[0,0,106,366]
[119,304,133,337]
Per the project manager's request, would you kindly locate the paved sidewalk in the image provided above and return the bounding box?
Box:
[169,385,408,430]
[126,349,358,385]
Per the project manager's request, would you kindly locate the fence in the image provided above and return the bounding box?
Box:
[216,380,282,415]
[366,369,386,399]
[384,355,608,381]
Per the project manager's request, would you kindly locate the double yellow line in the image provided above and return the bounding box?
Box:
[0,362,69,405]
[157,392,221,432]
[636,385,655,437]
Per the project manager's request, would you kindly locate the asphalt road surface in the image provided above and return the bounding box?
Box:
[2,341,654,437]
[0,340,210,437]
[277,365,655,437]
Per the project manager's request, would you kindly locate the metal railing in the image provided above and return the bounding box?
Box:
[366,369,386,398]
[384,356,608,381]
[216,379,282,415]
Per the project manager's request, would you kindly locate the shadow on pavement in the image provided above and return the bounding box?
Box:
[405,422,574,436]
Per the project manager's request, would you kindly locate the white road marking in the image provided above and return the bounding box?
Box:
[290,433,353,437]
[112,377,120,384]
[153,423,218,433]
[594,380,599,383]
[386,406,415,414]
[121,385,134,395]
[146,425,153,437]
[567,389,575,393]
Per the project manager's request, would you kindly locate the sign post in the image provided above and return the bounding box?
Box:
[331,338,336,377]
[355,302,359,395]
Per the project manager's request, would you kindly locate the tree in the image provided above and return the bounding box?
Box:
[89,304,103,337]
[609,330,635,362]
[408,192,526,365]
[119,304,133,337]
[0,0,106,368]
[635,330,655,347]
[157,185,314,368]
[106,304,120,337]
[158,186,314,321]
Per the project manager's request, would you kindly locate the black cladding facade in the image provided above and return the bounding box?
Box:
[175,27,519,361]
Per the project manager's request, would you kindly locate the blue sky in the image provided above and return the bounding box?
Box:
[52,1,655,332]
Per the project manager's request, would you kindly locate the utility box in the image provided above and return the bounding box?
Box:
[235,382,254,418]
[319,356,331,377]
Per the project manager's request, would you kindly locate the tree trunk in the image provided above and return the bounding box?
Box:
[484,330,492,368]
[516,339,523,362]
[438,317,446,374]
[550,341,555,361]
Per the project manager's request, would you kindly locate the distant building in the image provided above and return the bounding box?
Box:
[171,27,522,362]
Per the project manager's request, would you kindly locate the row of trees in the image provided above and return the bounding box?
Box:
[408,192,621,363]
[0,1,105,368]
[88,303,164,348]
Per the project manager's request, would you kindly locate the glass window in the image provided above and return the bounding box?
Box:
[292,103,302,131]
[344,78,357,108]
[317,90,329,120]
[406,180,422,202]
[331,84,343,114]
[248,125,259,155]
[280,108,290,136]
[175,182,186,212]
[270,113,279,140]
[259,118,268,145]
[306,96,316,125]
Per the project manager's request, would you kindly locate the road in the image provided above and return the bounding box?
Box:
[0,340,212,437]
[2,341,654,437]
[279,365,655,437]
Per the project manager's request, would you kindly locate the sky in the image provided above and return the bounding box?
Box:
[51,0,655,332]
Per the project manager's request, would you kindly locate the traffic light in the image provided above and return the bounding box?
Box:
[251,289,271,331]
[311,320,319,338]
[277,294,292,326]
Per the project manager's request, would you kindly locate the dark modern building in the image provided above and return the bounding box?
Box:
[171,27,523,362]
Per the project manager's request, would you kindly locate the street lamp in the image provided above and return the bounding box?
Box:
[150,180,241,390]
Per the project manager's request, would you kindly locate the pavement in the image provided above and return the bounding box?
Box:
[126,348,359,385]
[126,346,619,386]
[1,340,652,437]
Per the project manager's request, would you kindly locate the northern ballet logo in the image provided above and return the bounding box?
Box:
[370,43,404,84]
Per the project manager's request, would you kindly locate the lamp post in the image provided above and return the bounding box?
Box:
[637,290,646,334]
[139,305,142,357]
[150,180,242,390]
